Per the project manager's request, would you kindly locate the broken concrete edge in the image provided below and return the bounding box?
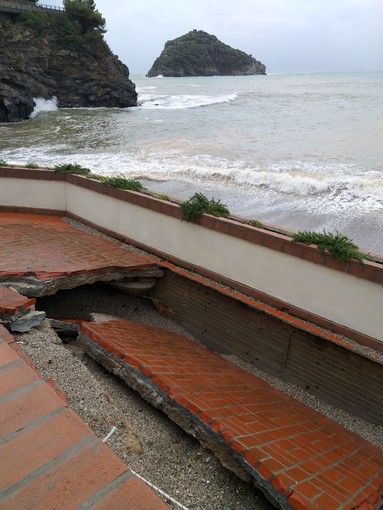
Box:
[0,268,164,298]
[0,306,34,321]
[6,310,46,332]
[77,332,289,510]
[0,277,49,297]
[47,318,81,333]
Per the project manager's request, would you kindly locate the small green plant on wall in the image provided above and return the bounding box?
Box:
[247,219,264,229]
[181,192,230,222]
[154,194,171,201]
[25,162,39,168]
[292,230,364,263]
[0,159,8,166]
[54,163,91,175]
[101,175,143,192]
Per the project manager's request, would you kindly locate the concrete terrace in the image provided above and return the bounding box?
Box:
[0,211,382,510]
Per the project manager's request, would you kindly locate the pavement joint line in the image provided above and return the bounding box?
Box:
[0,406,67,445]
[0,435,98,503]
[236,421,333,445]
[275,442,366,482]
[0,359,23,373]
[0,379,44,404]
[341,468,383,508]
[76,469,135,510]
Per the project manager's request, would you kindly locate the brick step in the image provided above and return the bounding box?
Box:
[79,319,383,510]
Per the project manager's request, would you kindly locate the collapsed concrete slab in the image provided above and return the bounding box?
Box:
[78,319,383,510]
[0,214,162,297]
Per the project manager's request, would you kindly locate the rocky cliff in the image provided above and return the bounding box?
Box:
[0,6,137,122]
[147,30,266,78]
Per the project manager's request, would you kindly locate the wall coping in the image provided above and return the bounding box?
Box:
[1,166,382,286]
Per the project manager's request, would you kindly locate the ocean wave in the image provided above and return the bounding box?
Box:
[124,155,383,211]
[5,143,382,213]
[138,92,238,109]
[30,97,58,118]
[136,86,157,91]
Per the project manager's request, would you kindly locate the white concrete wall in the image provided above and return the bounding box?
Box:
[0,178,66,210]
[1,176,382,342]
[67,184,383,342]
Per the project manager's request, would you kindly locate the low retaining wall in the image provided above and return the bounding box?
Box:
[150,268,383,424]
[0,167,382,345]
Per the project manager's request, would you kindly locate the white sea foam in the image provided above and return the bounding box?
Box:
[30,97,58,118]
[138,92,237,109]
[137,86,157,91]
[70,150,382,213]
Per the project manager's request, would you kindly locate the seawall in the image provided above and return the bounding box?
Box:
[1,166,382,347]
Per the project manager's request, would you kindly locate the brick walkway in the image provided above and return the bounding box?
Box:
[1,212,382,509]
[80,320,383,510]
[0,324,167,510]
[0,213,159,296]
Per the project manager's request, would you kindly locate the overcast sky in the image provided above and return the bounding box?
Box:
[45,0,383,74]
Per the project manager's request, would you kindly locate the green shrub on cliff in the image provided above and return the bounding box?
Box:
[181,193,230,221]
[292,230,364,262]
[19,12,53,33]
[64,0,106,34]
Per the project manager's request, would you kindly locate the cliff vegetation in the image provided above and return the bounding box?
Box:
[0,0,137,122]
[147,30,266,77]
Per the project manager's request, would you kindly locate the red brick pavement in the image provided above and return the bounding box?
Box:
[0,324,168,510]
[80,319,383,510]
[0,213,157,283]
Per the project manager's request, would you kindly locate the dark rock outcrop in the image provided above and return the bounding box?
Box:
[0,9,137,122]
[147,30,266,77]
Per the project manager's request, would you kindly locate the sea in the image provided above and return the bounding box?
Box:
[1,72,382,255]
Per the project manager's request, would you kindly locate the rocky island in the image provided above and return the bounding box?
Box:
[147,30,266,78]
[0,0,137,122]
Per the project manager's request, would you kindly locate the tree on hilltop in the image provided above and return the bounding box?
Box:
[63,0,106,34]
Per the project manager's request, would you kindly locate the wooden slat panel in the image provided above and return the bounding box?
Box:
[151,271,383,424]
